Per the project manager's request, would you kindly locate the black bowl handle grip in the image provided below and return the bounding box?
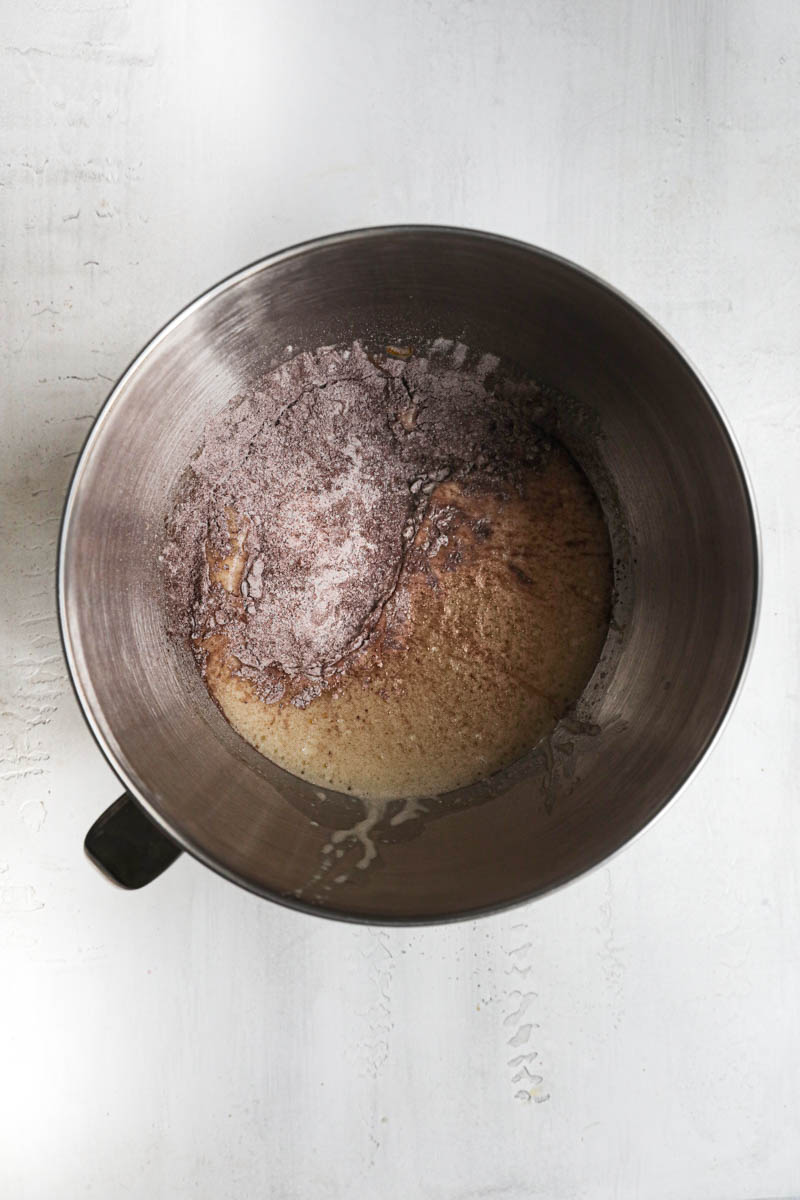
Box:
[85,794,182,888]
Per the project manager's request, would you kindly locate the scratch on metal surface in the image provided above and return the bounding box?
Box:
[502,928,550,1105]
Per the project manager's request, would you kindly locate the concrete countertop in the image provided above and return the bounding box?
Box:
[2,2,798,1196]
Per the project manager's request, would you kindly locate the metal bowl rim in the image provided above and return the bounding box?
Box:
[56,223,762,924]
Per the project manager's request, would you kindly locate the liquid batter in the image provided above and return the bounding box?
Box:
[198,450,611,800]
[163,340,612,802]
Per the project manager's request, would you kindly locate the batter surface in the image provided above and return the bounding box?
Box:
[163,340,612,800]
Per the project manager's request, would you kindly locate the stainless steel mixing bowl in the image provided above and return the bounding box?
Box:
[58,226,759,922]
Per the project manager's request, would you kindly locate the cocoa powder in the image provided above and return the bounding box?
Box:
[162,340,553,703]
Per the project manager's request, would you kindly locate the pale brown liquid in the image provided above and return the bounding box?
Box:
[198,445,612,801]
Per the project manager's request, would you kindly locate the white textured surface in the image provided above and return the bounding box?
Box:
[2,1,799,1196]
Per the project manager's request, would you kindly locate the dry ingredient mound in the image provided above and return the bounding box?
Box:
[162,340,554,705]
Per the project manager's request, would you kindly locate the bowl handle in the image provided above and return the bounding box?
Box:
[85,794,182,888]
